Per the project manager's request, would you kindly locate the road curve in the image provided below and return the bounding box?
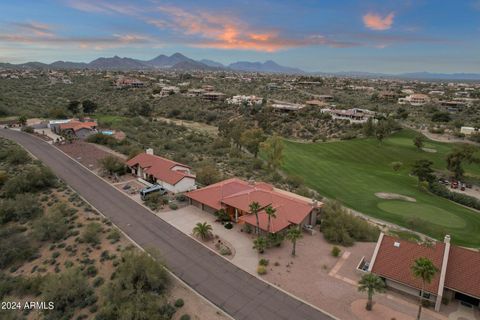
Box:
[0,129,336,320]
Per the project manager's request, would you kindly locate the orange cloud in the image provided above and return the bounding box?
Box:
[363,12,395,31]
[149,5,357,51]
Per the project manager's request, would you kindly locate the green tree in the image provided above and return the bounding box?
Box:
[265,205,277,234]
[411,257,439,320]
[413,136,425,150]
[286,227,303,256]
[261,135,284,171]
[240,128,266,157]
[18,115,27,126]
[375,120,390,143]
[67,100,81,114]
[196,165,221,186]
[363,118,375,137]
[391,161,403,172]
[192,222,213,240]
[411,159,435,185]
[99,156,126,176]
[446,145,479,179]
[358,273,386,311]
[82,99,98,114]
[252,236,267,253]
[249,201,261,236]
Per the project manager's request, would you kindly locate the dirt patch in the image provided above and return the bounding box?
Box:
[422,147,437,153]
[375,192,416,202]
[170,280,227,320]
[351,299,413,320]
[57,141,123,171]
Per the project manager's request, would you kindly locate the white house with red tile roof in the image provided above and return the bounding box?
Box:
[368,233,480,311]
[126,149,196,193]
[186,178,322,233]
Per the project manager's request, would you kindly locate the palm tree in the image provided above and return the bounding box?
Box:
[358,273,386,311]
[411,257,438,320]
[192,222,213,240]
[249,201,261,236]
[252,236,267,253]
[265,205,277,234]
[286,227,302,256]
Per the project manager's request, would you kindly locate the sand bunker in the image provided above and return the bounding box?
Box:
[421,147,437,153]
[375,192,416,202]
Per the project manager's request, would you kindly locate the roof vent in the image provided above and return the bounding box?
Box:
[394,242,401,248]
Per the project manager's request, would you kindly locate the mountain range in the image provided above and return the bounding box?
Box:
[1,52,480,80]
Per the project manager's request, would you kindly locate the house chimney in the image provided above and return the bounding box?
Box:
[444,235,450,244]
[146,148,154,155]
[312,199,318,207]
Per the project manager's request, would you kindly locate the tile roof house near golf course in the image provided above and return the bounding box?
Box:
[126,149,196,193]
[368,233,480,311]
[186,178,322,233]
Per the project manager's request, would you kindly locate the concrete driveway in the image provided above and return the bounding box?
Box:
[160,206,259,274]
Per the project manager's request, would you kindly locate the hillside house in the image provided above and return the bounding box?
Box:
[49,119,98,139]
[460,126,479,136]
[368,234,480,311]
[126,149,196,193]
[202,92,226,101]
[321,108,376,124]
[398,94,431,106]
[186,178,322,234]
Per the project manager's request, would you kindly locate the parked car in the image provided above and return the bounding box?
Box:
[140,184,167,199]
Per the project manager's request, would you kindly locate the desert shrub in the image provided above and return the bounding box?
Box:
[33,204,69,241]
[174,298,184,308]
[175,194,187,202]
[0,230,38,269]
[143,192,164,211]
[257,265,267,275]
[82,222,102,245]
[180,315,191,320]
[168,203,178,210]
[320,201,380,246]
[42,268,95,320]
[224,222,233,229]
[84,265,98,277]
[93,276,104,288]
[21,126,34,133]
[106,229,121,243]
[267,233,284,248]
[259,259,269,266]
[96,251,170,319]
[0,193,42,224]
[1,147,30,165]
[2,165,56,197]
[429,182,480,210]
[86,133,117,147]
[331,246,341,257]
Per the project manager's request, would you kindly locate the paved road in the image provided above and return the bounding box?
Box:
[0,129,336,320]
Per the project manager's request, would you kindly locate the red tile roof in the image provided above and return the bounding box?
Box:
[126,153,194,185]
[186,178,321,233]
[59,121,97,132]
[444,246,480,298]
[371,235,444,294]
[371,235,480,299]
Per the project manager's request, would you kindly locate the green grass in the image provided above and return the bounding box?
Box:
[93,114,126,126]
[281,129,480,247]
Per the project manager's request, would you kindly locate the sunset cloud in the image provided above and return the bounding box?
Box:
[363,12,395,30]
[147,5,358,51]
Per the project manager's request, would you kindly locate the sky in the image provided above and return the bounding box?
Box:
[1,0,479,73]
